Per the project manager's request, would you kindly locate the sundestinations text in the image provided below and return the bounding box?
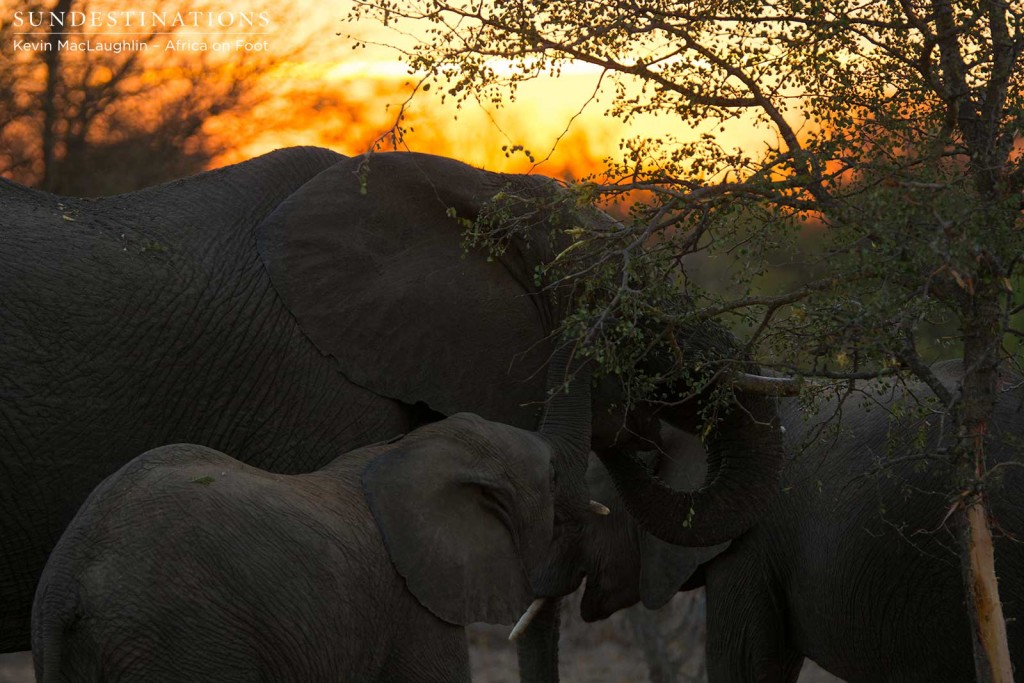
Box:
[11,11,271,29]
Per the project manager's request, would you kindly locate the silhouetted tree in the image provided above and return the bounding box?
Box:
[0,0,290,195]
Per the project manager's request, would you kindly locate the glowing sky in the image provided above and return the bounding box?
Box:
[210,0,774,177]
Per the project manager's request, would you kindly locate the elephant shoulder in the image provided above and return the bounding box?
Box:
[57,445,242,555]
[100,147,346,233]
[123,146,344,201]
[83,444,245,505]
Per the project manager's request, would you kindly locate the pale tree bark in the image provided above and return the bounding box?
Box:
[957,272,1014,683]
[962,499,1013,682]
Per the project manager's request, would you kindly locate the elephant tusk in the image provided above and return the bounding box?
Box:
[508,598,546,641]
[587,500,611,516]
[732,372,802,396]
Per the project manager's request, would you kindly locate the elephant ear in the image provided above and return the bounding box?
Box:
[638,533,727,609]
[256,152,560,428]
[639,427,730,608]
[362,415,554,625]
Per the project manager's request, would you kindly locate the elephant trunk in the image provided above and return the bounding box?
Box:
[515,597,562,683]
[537,342,592,504]
[597,389,784,546]
[537,343,591,456]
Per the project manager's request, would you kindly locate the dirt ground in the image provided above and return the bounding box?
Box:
[467,589,842,683]
[0,589,842,682]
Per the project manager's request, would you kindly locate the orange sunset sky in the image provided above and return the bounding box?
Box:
[211,0,637,176]
[200,0,771,177]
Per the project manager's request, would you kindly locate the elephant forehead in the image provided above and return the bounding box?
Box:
[255,154,555,429]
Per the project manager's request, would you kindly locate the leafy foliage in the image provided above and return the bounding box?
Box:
[348,0,1023,391]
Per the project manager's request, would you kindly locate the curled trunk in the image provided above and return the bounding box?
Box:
[597,390,784,546]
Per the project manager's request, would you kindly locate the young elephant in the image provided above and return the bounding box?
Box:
[32,357,591,683]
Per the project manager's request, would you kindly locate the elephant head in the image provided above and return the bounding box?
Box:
[505,428,731,683]
[514,424,737,681]
[579,426,730,622]
[256,150,785,554]
[593,330,788,547]
[362,341,594,626]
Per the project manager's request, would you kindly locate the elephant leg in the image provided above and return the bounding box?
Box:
[704,549,802,683]
[378,607,470,683]
[705,605,803,682]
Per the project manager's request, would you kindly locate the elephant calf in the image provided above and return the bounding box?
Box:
[32,383,590,683]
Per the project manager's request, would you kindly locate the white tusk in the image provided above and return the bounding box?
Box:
[587,500,611,516]
[508,598,546,641]
[732,372,802,396]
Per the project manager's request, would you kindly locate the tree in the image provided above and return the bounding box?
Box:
[346,1,1024,679]
[0,0,292,195]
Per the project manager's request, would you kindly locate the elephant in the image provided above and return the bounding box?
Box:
[0,147,786,653]
[31,343,592,682]
[572,360,1024,682]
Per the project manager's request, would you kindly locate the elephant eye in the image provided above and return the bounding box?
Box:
[551,509,585,537]
[476,485,516,533]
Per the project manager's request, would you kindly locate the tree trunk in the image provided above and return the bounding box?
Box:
[961,494,1013,682]
[41,0,75,192]
[957,278,1014,682]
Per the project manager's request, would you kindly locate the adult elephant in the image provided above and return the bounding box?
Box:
[0,148,785,652]
[573,360,1024,682]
